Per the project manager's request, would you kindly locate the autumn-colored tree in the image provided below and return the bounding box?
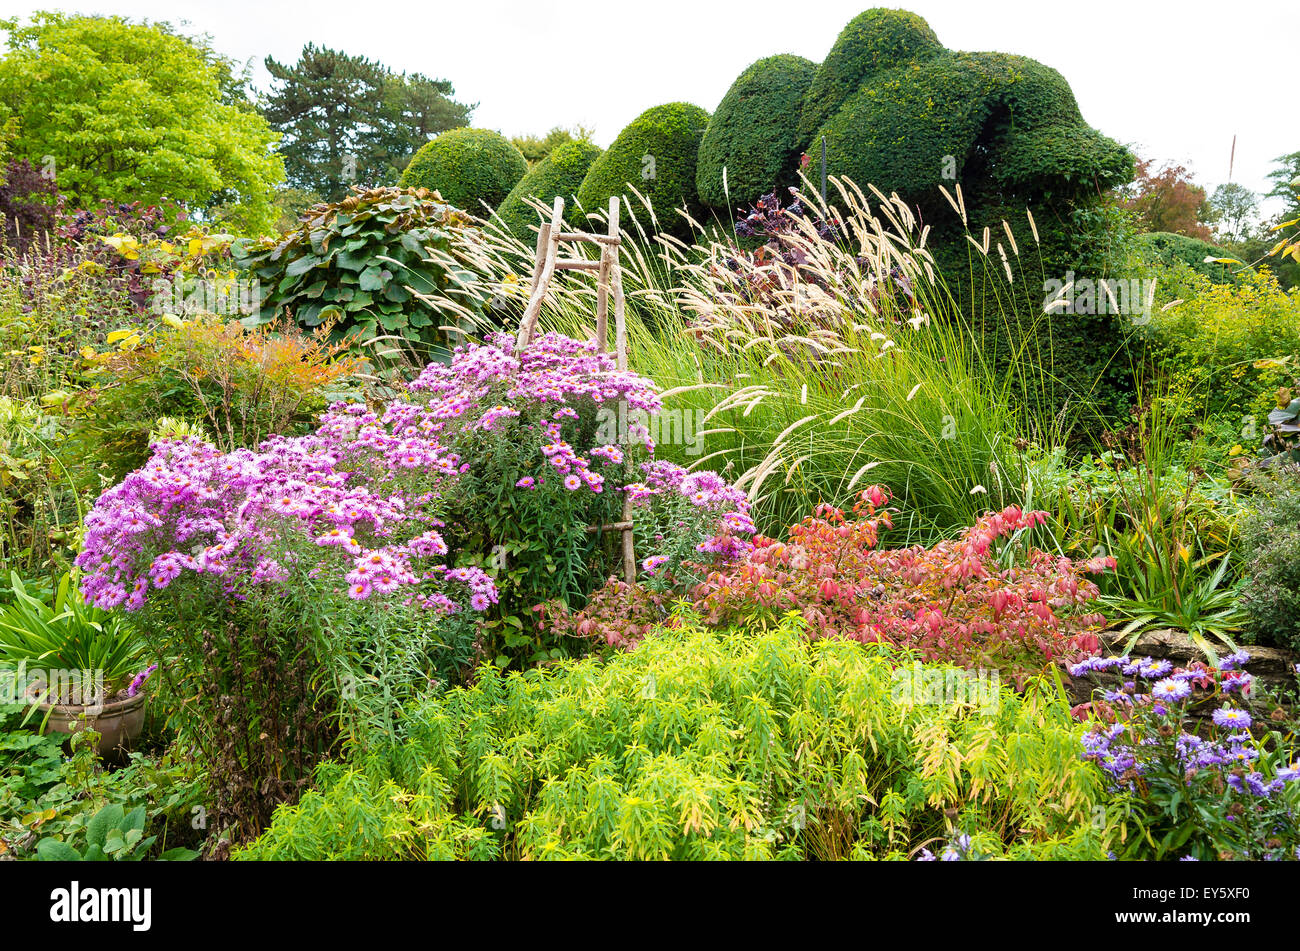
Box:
[1121,159,1212,240]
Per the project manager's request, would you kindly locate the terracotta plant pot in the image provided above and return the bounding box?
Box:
[39,691,147,761]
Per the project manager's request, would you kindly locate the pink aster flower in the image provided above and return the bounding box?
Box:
[316,526,354,547]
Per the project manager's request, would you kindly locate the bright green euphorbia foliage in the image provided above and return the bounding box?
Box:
[0,12,284,232]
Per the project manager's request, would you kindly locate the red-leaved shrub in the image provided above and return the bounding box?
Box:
[549,487,1115,683]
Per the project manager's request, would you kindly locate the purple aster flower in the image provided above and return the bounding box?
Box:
[1150,678,1191,702]
[1212,707,1252,730]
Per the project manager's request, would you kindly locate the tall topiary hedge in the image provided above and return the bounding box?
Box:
[786,9,1135,430]
[495,139,604,239]
[1135,231,1238,282]
[696,55,818,212]
[575,102,710,237]
[400,128,527,212]
[796,8,943,143]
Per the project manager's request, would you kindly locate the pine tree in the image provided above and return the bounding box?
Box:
[261,44,473,201]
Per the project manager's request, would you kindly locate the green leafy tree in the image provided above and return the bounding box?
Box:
[1265,150,1300,212]
[509,126,594,167]
[1208,182,1259,243]
[1248,151,1300,289]
[0,12,284,232]
[261,44,473,201]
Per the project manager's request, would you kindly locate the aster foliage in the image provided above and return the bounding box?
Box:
[73,397,491,837]
[1071,651,1300,860]
[415,331,754,667]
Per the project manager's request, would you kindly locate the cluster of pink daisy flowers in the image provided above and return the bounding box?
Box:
[76,331,755,617]
[75,406,492,614]
[407,332,754,569]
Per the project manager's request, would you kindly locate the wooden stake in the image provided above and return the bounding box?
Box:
[516,196,564,352]
[608,197,627,372]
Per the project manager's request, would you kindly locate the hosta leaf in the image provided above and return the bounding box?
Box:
[336,249,371,272]
[36,839,81,861]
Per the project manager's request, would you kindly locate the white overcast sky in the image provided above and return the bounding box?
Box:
[1,0,1295,213]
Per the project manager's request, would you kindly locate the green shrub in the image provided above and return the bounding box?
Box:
[797,7,943,143]
[696,55,817,211]
[811,51,1131,215]
[495,139,603,239]
[399,128,527,212]
[1,225,136,404]
[788,9,1135,431]
[1135,231,1239,283]
[238,616,1114,860]
[1143,270,1300,428]
[575,102,710,238]
[0,397,82,579]
[1240,464,1300,651]
[1,722,207,860]
[232,186,483,355]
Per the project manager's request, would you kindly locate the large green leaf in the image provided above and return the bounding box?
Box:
[36,839,82,861]
[358,265,390,291]
[285,254,324,277]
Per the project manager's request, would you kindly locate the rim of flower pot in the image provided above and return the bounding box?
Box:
[37,690,147,717]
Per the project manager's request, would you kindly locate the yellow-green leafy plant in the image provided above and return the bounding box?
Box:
[67,314,363,485]
[1142,269,1300,432]
[237,615,1118,860]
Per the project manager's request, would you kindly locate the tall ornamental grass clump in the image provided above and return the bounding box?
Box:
[237,615,1115,861]
[439,176,1072,541]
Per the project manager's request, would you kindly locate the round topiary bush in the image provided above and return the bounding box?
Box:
[797,7,943,143]
[696,54,818,212]
[495,139,604,238]
[400,128,527,212]
[575,102,710,237]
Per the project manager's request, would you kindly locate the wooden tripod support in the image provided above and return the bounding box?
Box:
[514,196,637,583]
